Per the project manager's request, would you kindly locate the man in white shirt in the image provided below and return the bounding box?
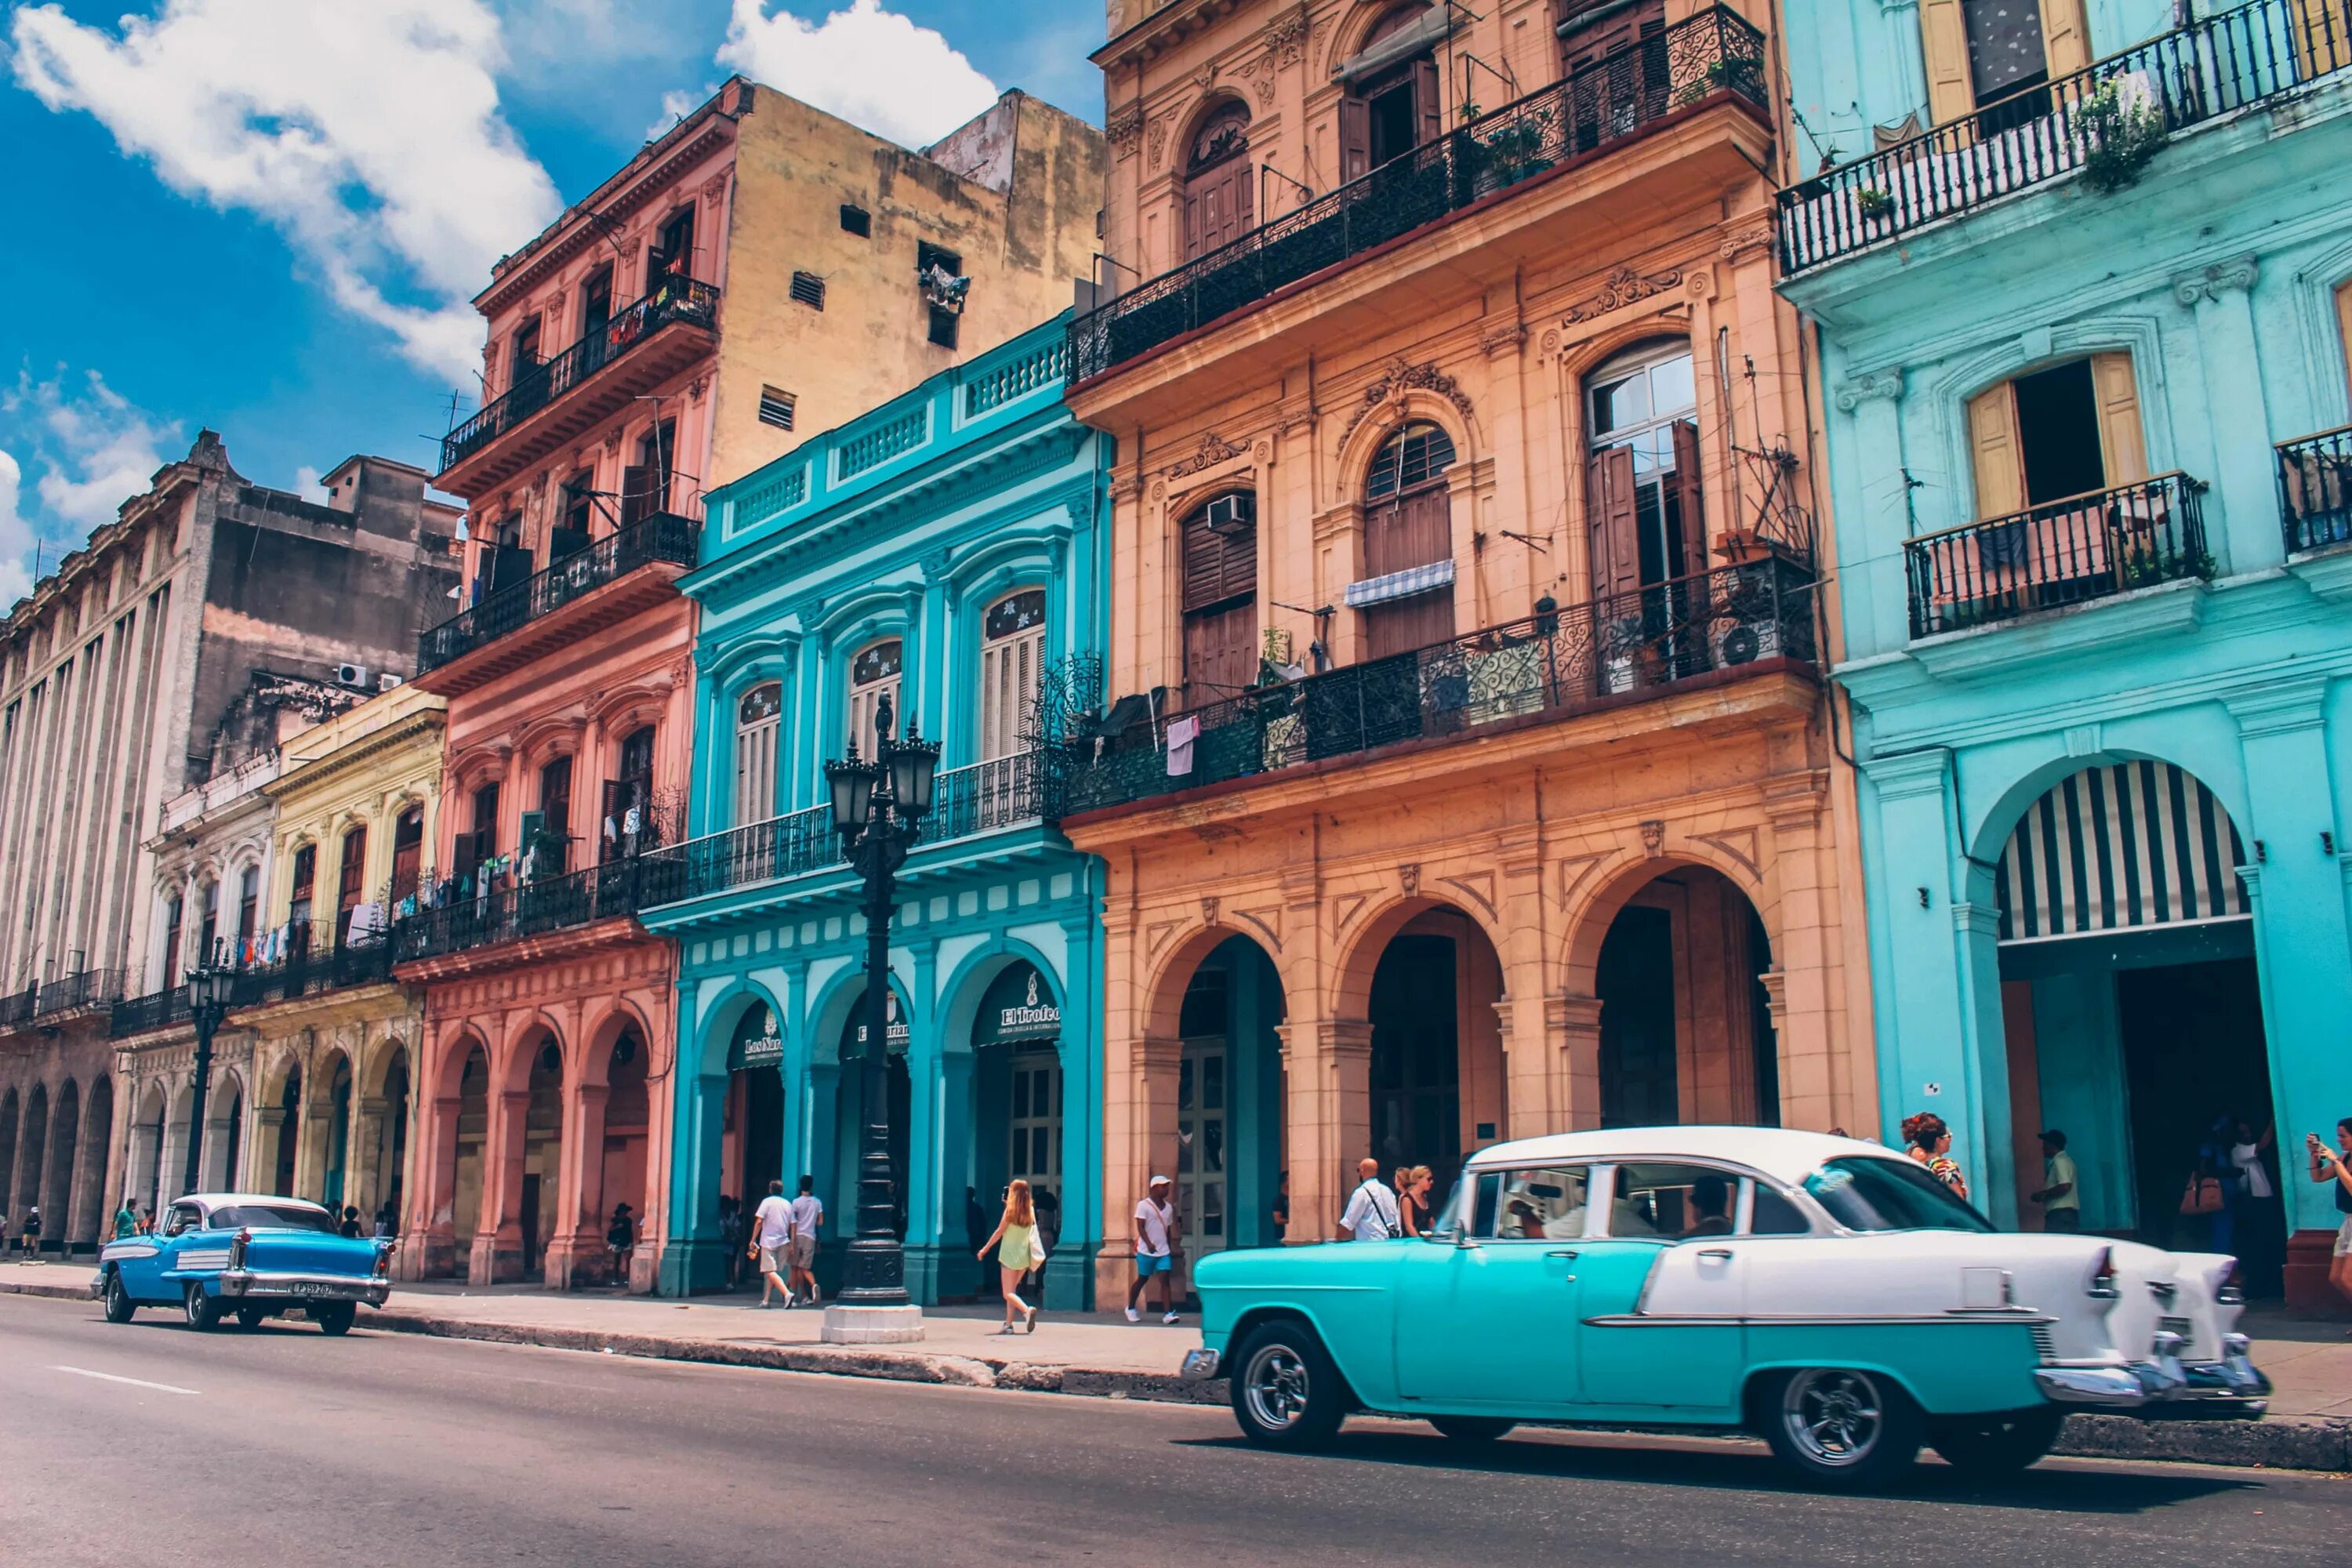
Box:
[1126,1174,1181,1324]
[750,1179,795,1308]
[1340,1158,1399,1242]
[786,1176,824,1308]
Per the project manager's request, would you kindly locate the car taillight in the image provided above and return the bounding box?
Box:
[228,1228,251,1270]
[2086,1246,2118,1299]
[2217,1259,2245,1306]
[373,1241,392,1279]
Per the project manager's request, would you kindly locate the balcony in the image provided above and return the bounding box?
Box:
[0,967,124,1033]
[2279,425,2352,556]
[1903,473,2209,639]
[111,985,191,1040]
[1778,0,2352,274]
[1062,555,1816,818]
[415,510,699,692]
[226,938,397,1013]
[437,275,720,494]
[390,858,657,967]
[641,753,1047,913]
[1070,6,1766,386]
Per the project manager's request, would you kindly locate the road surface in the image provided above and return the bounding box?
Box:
[2,1292,2333,1566]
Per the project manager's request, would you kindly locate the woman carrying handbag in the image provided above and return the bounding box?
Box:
[978,1178,1048,1334]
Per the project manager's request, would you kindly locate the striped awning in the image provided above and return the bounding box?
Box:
[1994,761,2249,943]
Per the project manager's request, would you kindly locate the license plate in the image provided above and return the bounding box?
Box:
[290,1281,336,1298]
[2158,1316,2194,1352]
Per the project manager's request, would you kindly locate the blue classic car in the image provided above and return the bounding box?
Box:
[93,1192,393,1335]
[1180,1128,2270,1487]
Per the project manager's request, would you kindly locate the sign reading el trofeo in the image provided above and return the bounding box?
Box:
[995,967,1060,1040]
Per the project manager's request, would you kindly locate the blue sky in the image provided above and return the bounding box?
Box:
[0,0,1105,604]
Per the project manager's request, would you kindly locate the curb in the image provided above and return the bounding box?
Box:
[9,1281,2342,1470]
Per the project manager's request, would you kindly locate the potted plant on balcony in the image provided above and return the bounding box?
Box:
[1855,186,1896,223]
[1469,110,1557,195]
[2077,77,2165,192]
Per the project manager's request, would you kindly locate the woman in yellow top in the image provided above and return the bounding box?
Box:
[977,1178,1044,1334]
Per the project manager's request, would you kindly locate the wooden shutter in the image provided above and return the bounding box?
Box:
[2039,0,2091,77]
[1184,601,1259,700]
[1587,446,1643,601]
[621,465,654,527]
[1670,419,1708,579]
[1414,57,1443,148]
[1919,0,1976,122]
[1183,158,1255,261]
[2336,281,2352,401]
[981,622,1043,761]
[1366,485,1453,577]
[2089,352,2148,485]
[1967,383,2025,519]
[1339,96,1371,182]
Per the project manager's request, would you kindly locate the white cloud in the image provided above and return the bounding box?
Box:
[9,0,563,383]
[8,370,176,532]
[0,448,31,608]
[294,464,327,503]
[718,0,999,149]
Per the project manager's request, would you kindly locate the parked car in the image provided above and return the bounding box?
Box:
[93,1192,393,1335]
[1178,1127,2269,1487]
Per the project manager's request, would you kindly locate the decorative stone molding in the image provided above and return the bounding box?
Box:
[1339,360,1475,446]
[1683,269,1717,301]
[1564,266,1684,323]
[1640,819,1666,858]
[2172,255,2259,307]
[1479,321,1528,357]
[1200,895,1221,927]
[1833,368,1904,412]
[1166,432,1247,478]
[1398,862,1421,897]
[1106,103,1145,158]
[1719,224,1775,262]
[1147,118,1171,169]
[1266,4,1310,67]
[2063,723,2103,757]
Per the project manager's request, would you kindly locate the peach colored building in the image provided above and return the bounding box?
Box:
[1062,0,1874,1298]
[395,79,1104,1289]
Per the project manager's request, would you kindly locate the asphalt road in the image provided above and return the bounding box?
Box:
[2,1293,2335,1567]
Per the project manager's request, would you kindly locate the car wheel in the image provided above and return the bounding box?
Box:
[1761,1367,1920,1490]
[235,1305,270,1331]
[1229,1318,1346,1451]
[1929,1408,2066,1475]
[1428,1416,1515,1444]
[103,1269,136,1324]
[181,1283,222,1331]
[312,1301,358,1337]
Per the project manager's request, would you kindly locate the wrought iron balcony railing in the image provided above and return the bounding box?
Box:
[416,510,700,675]
[2278,424,2352,556]
[640,752,1048,908]
[111,985,191,1039]
[1778,0,2352,274]
[440,276,720,473]
[227,938,396,1009]
[1069,5,1765,381]
[34,967,123,1018]
[390,858,655,965]
[1061,555,1816,817]
[0,986,36,1030]
[1903,473,2210,638]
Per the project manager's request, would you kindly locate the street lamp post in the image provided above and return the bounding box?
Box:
[180,963,236,1197]
[819,696,938,1345]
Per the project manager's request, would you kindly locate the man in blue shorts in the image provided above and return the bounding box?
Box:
[1126,1174,1180,1323]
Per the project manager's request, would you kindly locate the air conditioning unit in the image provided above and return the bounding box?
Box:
[1203,492,1256,539]
[377,673,405,692]
[336,662,370,689]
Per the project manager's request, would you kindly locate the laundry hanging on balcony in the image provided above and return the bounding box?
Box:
[1344,558,1456,608]
[1993,760,2249,943]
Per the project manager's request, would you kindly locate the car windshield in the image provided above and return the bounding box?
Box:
[205,1203,337,1233]
[1802,1156,1994,1234]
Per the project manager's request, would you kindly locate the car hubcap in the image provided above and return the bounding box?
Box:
[1783,1369,1882,1467]
[184,1287,203,1324]
[1243,1344,1311,1430]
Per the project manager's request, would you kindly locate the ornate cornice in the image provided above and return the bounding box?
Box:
[1564,266,1683,323]
[1339,360,1475,446]
[1834,368,1905,412]
[2172,255,2259,307]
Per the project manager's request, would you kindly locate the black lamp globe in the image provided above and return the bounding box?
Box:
[827,746,880,837]
[888,725,940,819]
[190,964,230,1012]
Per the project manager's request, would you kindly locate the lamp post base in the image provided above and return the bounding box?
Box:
[820,1302,927,1345]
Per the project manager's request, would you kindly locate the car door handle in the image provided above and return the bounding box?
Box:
[1697,1248,1733,1260]
[1545,1250,1579,1259]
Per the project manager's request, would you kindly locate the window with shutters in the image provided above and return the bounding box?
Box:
[390,807,424,906]
[289,843,318,958]
[162,895,183,989]
[197,880,220,968]
[791,270,826,310]
[735,681,783,826]
[536,757,574,877]
[1359,423,1458,658]
[2336,280,2352,399]
[1559,0,1669,151]
[336,826,368,946]
[1585,342,1705,606]
[1917,0,2089,125]
[1341,6,1443,179]
[459,784,498,888]
[1179,492,1259,704]
[980,590,1046,762]
[623,420,675,526]
[1182,103,1255,262]
[603,726,659,862]
[848,640,904,757]
[839,204,870,237]
[758,386,797,429]
[650,205,696,284]
[237,865,260,950]
[1964,353,2146,518]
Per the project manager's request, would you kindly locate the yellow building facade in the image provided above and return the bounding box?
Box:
[1065,0,1875,1288]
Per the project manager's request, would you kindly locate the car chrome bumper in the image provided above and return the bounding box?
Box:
[218,1269,390,1306]
[1179,1348,1222,1382]
[2034,1334,2270,1417]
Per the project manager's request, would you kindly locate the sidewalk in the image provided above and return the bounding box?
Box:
[6,1261,2346,1470]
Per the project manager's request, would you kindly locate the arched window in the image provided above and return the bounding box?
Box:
[848,640,902,757]
[289,843,318,958]
[1182,103,1254,261]
[390,805,424,907]
[197,880,220,968]
[980,590,1046,764]
[1178,492,1258,704]
[735,681,782,826]
[162,894,184,989]
[236,865,260,954]
[1338,3,1444,180]
[1358,423,1458,657]
[336,826,368,946]
[1585,341,1704,603]
[602,725,659,861]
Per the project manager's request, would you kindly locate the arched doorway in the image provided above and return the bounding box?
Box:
[597,1025,652,1285]
[75,1077,113,1248]
[971,960,1064,1297]
[1590,865,1780,1129]
[128,1085,165,1216]
[443,1041,489,1279]
[372,1049,410,1229]
[1181,100,1253,260]
[1168,936,1286,1262]
[521,1036,564,1279]
[46,1080,79,1246]
[1361,908,1506,1207]
[322,1054,354,1209]
[1337,3,1445,179]
[18,1083,49,1232]
[271,1066,301,1196]
[211,1079,245,1194]
[834,984,911,1243]
[1984,760,2278,1287]
[721,1000,786,1272]
[0,1088,17,1220]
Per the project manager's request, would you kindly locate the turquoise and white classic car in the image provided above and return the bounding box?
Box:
[1179,1128,2269,1486]
[93,1192,393,1335]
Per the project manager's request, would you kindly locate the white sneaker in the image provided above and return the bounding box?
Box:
[1162,1311,1180,1325]
[1124,1305,1140,1323]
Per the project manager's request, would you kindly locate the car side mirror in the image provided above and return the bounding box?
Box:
[1451,1226,1480,1249]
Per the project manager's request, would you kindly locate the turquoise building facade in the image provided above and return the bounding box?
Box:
[1777,0,2352,1300]
[643,318,1111,1307]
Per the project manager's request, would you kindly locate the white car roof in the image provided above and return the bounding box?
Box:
[1465,1126,1907,1186]
[180,1193,334,1214]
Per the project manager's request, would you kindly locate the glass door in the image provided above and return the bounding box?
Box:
[1177,1038,1228,1264]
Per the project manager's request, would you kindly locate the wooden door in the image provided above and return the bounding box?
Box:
[1587,446,1644,604]
[1363,484,1456,658]
[1182,154,1254,261]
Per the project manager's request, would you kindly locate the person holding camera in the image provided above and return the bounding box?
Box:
[2308,1118,2352,1315]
